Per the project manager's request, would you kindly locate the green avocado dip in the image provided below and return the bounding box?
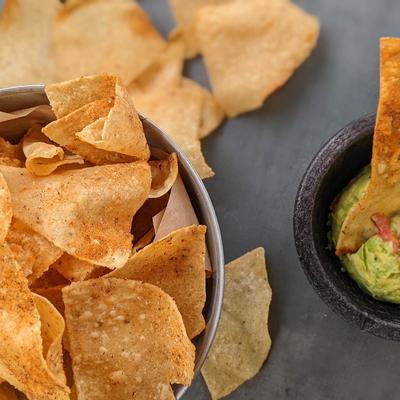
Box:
[330,166,400,303]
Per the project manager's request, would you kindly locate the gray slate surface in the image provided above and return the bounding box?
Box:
[1,0,399,398]
[139,1,400,399]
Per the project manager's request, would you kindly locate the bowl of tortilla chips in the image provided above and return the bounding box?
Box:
[0,75,224,399]
[294,38,400,341]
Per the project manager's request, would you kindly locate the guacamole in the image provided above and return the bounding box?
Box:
[331,166,400,303]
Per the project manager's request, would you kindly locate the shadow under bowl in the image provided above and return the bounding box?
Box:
[0,85,225,396]
[294,113,400,341]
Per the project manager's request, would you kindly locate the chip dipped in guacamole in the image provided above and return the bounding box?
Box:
[331,166,400,303]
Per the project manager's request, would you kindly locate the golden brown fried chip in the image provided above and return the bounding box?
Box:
[149,153,179,198]
[107,225,206,338]
[196,0,319,116]
[0,382,18,400]
[63,278,195,400]
[0,173,11,245]
[33,294,67,385]
[0,244,69,399]
[128,38,185,96]
[174,135,214,179]
[202,248,272,399]
[169,0,231,58]
[0,162,151,268]
[198,87,225,139]
[336,38,400,254]
[23,124,84,176]
[133,80,214,178]
[53,253,100,282]
[6,218,63,283]
[46,75,150,160]
[54,0,166,85]
[0,0,60,87]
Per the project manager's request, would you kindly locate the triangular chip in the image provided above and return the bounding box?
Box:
[46,75,150,160]
[54,0,166,85]
[0,173,12,245]
[336,38,400,254]
[6,218,63,283]
[33,294,67,385]
[0,244,69,399]
[52,253,100,282]
[0,0,60,87]
[107,225,206,338]
[0,162,151,268]
[149,153,178,199]
[23,124,84,176]
[63,278,195,399]
[196,0,319,116]
[201,248,272,399]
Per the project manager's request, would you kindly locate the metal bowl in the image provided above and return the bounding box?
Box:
[294,113,400,341]
[0,85,224,396]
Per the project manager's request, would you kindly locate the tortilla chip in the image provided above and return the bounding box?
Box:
[107,225,206,338]
[174,135,214,179]
[169,0,231,58]
[0,244,69,399]
[23,124,84,176]
[201,248,272,399]
[132,79,215,178]
[198,88,225,139]
[33,285,66,317]
[196,0,319,116]
[149,153,179,198]
[54,0,166,85]
[33,294,67,385]
[0,162,151,268]
[6,218,63,283]
[0,383,18,400]
[53,254,100,282]
[0,0,60,87]
[336,38,400,254]
[128,38,184,97]
[0,173,12,245]
[63,278,195,399]
[46,75,150,160]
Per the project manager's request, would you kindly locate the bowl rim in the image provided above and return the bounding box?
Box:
[0,85,225,396]
[292,113,400,340]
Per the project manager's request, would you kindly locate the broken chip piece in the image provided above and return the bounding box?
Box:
[149,153,179,198]
[63,278,195,400]
[202,248,272,399]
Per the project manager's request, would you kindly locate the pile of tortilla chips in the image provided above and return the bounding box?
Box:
[0,75,211,399]
[0,0,319,178]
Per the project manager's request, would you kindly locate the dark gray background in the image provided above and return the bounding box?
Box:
[1,0,398,398]
[139,1,400,399]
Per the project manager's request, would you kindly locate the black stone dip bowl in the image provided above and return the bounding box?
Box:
[294,113,400,341]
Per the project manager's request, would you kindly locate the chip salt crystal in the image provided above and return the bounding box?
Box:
[63,278,195,400]
[0,162,151,269]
